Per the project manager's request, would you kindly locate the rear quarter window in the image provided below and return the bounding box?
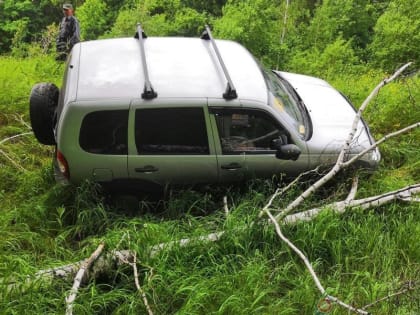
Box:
[79,110,128,155]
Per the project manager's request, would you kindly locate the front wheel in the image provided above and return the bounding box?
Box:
[29,82,59,145]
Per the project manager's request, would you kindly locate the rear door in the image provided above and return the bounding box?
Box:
[127,100,218,187]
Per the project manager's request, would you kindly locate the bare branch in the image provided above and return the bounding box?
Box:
[65,243,105,315]
[14,114,32,130]
[283,184,420,225]
[361,281,416,311]
[0,132,33,145]
[342,122,419,167]
[275,62,413,221]
[259,166,322,217]
[115,250,154,315]
[149,232,224,257]
[0,148,27,171]
[223,196,229,217]
[264,208,369,314]
[399,196,420,202]
[345,176,359,203]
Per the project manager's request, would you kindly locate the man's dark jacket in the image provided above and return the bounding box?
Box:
[57,15,80,50]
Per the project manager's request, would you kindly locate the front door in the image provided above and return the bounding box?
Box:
[128,100,218,188]
[211,107,308,181]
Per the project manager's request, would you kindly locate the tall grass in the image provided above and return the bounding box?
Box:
[0,55,419,314]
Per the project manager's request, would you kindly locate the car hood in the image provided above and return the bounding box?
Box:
[278,71,372,156]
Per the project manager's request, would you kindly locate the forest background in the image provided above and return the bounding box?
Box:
[0,0,419,314]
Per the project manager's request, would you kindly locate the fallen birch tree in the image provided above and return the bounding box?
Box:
[258,62,420,314]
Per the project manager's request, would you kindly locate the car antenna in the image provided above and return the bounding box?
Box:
[201,25,238,100]
[135,23,157,100]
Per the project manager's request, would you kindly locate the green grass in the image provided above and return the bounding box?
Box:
[0,55,419,314]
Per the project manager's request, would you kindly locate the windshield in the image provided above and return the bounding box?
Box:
[262,69,310,139]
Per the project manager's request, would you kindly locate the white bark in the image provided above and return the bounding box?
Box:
[283,184,420,225]
[280,0,290,44]
[342,122,419,168]
[223,196,229,217]
[65,243,105,315]
[149,232,224,258]
[0,148,27,171]
[0,132,33,145]
[265,208,369,314]
[275,62,413,221]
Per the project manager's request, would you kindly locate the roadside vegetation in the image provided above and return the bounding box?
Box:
[0,0,419,314]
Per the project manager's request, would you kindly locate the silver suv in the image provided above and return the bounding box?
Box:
[29,25,380,190]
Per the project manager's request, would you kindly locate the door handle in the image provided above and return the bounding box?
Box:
[135,165,159,173]
[221,162,242,170]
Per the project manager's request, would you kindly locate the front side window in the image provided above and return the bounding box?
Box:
[79,110,128,155]
[214,109,288,154]
[135,108,209,155]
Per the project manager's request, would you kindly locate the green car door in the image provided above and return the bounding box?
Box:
[127,99,218,187]
[211,105,309,181]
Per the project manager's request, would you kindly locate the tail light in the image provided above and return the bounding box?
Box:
[56,150,70,179]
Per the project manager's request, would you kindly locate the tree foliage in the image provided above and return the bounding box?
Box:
[369,0,420,71]
[0,0,418,73]
[77,0,109,40]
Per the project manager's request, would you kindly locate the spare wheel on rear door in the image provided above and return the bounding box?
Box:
[29,82,59,145]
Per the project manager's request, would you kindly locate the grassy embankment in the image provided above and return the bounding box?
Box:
[0,55,418,314]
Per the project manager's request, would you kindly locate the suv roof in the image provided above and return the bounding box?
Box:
[69,37,268,103]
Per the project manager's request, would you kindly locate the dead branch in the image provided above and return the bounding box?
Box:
[223,196,229,217]
[0,132,33,145]
[133,253,154,315]
[274,62,413,221]
[149,232,224,257]
[13,114,32,130]
[345,176,359,204]
[283,184,420,225]
[361,280,416,311]
[259,166,322,217]
[115,251,154,315]
[342,122,419,168]
[0,148,27,171]
[65,243,105,315]
[264,207,369,314]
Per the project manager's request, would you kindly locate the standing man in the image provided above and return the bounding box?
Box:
[56,3,80,61]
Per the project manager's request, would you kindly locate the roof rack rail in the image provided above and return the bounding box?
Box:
[201,25,237,100]
[135,23,157,100]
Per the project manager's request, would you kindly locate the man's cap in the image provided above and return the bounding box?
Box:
[63,3,73,10]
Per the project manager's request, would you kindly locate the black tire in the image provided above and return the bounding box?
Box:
[29,82,59,145]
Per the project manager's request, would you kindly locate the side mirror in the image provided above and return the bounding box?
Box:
[276,144,301,161]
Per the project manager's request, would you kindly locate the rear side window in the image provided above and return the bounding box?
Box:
[135,108,209,155]
[79,110,128,155]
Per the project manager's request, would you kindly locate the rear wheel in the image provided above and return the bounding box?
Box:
[29,82,59,145]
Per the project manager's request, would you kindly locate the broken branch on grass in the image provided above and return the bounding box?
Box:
[343,122,419,168]
[115,251,154,315]
[264,207,369,314]
[282,183,420,225]
[0,132,33,145]
[259,166,322,217]
[223,196,229,217]
[149,232,224,257]
[345,176,359,204]
[65,242,105,315]
[0,148,27,171]
[274,62,413,221]
[361,280,416,311]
